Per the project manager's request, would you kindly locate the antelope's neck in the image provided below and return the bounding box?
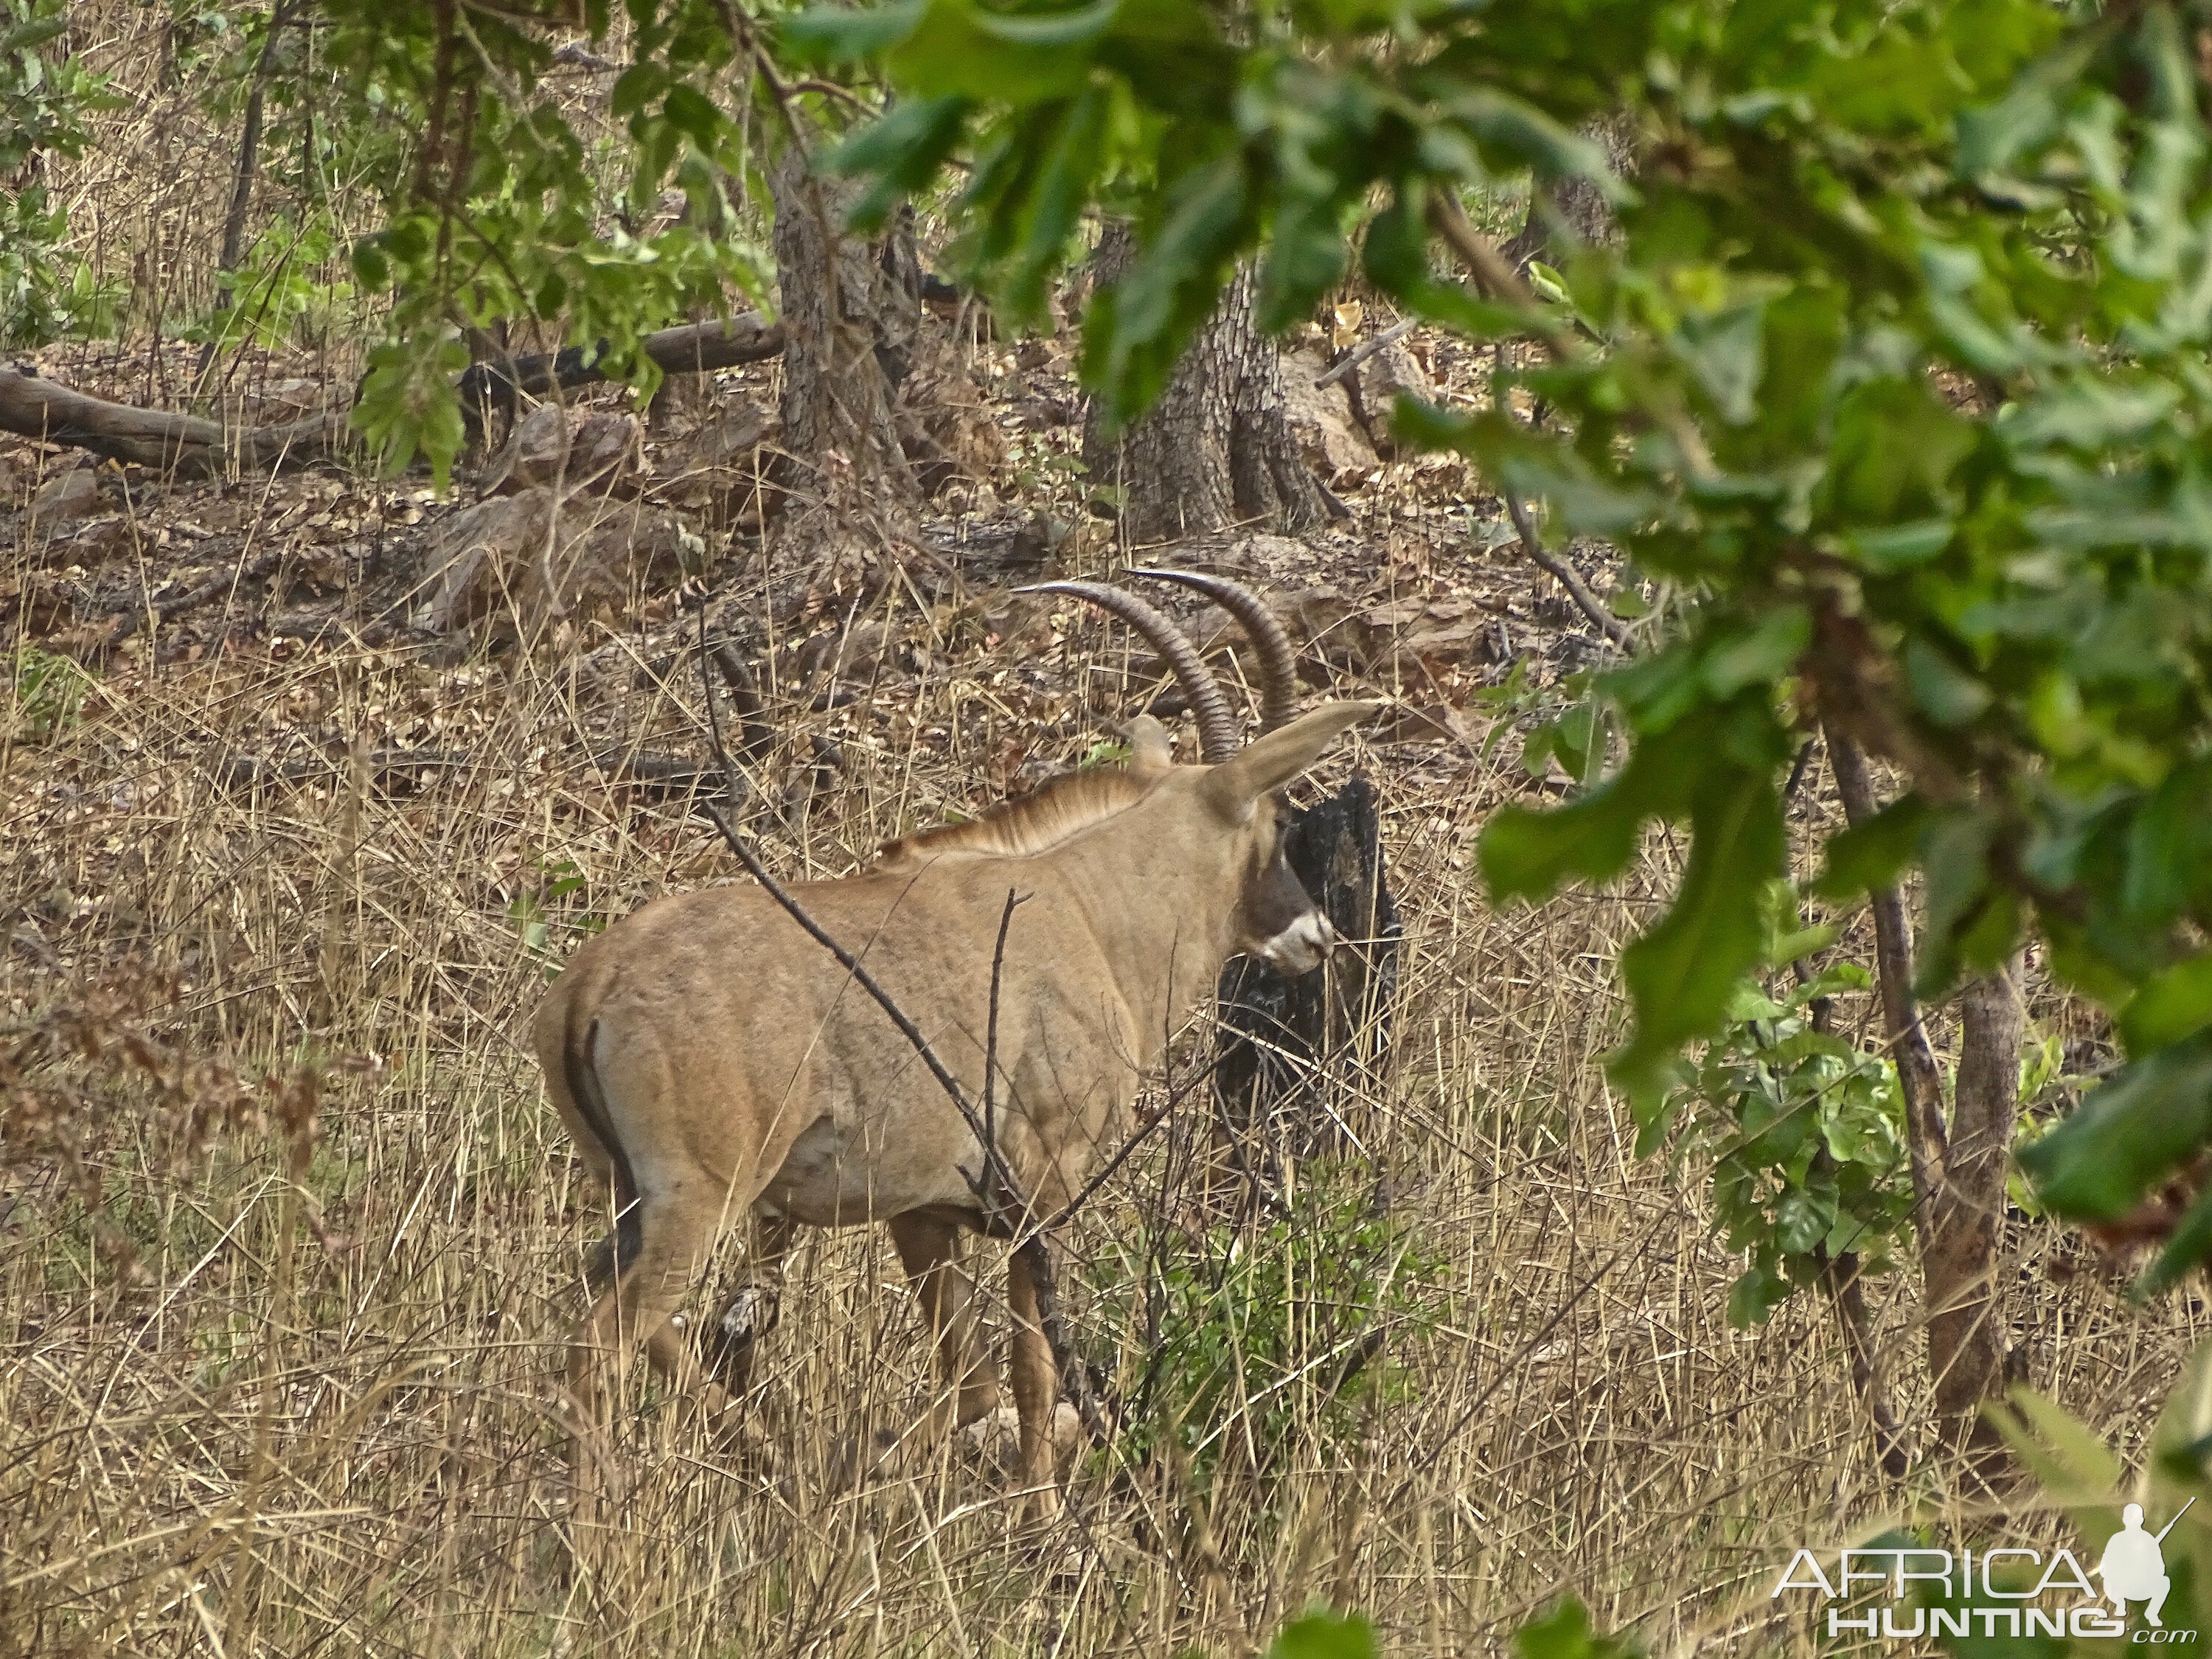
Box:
[1053,815,1242,1069]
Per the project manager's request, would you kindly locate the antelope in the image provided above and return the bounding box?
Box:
[533,573,1378,1520]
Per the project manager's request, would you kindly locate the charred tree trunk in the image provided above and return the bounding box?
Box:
[1213,779,1400,1186]
[1826,726,2020,1491]
[1501,113,1638,271]
[768,143,922,560]
[1082,223,1324,545]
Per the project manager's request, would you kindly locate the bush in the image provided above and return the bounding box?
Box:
[1091,1163,1441,1494]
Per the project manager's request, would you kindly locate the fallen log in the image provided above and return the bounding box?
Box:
[458,313,785,414]
[0,365,347,476]
[1,311,786,479]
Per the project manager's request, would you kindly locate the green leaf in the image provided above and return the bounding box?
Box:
[661,85,723,145]
[779,1,926,65]
[1902,636,1993,727]
[1813,796,1932,899]
[1479,722,1708,902]
[1843,518,1955,571]
[824,94,971,232]
[1823,378,1978,521]
[2146,1182,2212,1295]
[1611,763,1786,1106]
[1672,302,1766,425]
[2020,1031,2212,1220]
[1727,1263,1792,1328]
[1269,1613,1377,1659]
[1514,1597,1638,1659]
[2123,953,2212,1054]
[1700,605,1809,698]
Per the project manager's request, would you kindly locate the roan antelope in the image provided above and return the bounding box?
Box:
[534,574,1378,1520]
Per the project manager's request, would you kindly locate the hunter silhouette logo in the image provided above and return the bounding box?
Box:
[1772,1495,2202,1643]
[2099,1499,2193,1629]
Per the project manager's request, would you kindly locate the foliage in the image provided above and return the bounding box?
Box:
[793,0,2212,1277]
[1897,1337,2212,1652]
[7,644,93,742]
[319,0,773,486]
[1091,1166,1439,1492]
[1514,1599,1642,1659]
[1647,887,1911,1327]
[1266,1611,1377,1659]
[507,855,605,979]
[0,0,122,346]
[186,212,359,352]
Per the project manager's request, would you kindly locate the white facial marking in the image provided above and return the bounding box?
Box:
[1257,911,1336,975]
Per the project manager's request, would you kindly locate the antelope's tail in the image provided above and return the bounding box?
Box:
[562,998,644,1292]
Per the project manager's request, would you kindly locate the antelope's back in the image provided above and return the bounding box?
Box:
[535,857,1125,1127]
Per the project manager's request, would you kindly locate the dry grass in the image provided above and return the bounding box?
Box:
[4,8,2208,1655]
[4,566,2207,1659]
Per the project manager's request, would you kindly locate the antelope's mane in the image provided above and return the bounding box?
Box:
[874,765,1161,867]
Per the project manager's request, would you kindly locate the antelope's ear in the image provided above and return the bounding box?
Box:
[1121,714,1175,773]
[1200,701,1382,818]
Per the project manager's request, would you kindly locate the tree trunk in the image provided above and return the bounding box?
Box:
[1930,961,2023,1480]
[1212,779,1401,1189]
[1501,113,1638,271]
[1825,727,2020,1491]
[1082,223,1324,545]
[768,143,922,561]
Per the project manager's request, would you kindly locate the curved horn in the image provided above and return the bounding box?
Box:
[1128,568,1300,733]
[1017,580,1239,762]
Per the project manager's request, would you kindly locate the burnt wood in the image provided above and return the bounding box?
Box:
[1213,776,1400,1166]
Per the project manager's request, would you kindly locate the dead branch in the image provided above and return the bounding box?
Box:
[458,313,786,415]
[1504,495,1635,648]
[0,365,347,476]
[690,602,1110,1439]
[1315,319,1417,389]
[3,312,784,479]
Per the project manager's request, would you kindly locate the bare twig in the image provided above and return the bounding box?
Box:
[691,599,1110,1435]
[1315,319,1418,389]
[1823,723,1950,1200]
[1504,495,1635,649]
[981,887,1029,1215]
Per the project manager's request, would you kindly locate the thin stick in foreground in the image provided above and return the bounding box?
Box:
[692,602,1107,1433]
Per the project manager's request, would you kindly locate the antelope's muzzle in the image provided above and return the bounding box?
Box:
[1257,910,1337,976]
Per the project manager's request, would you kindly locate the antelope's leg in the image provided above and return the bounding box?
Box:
[568,1195,740,1478]
[697,1209,799,1397]
[889,1213,1003,1437]
[1006,1247,1062,1524]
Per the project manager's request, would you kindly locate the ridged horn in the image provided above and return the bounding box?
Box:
[1129,568,1299,734]
[1018,580,1240,762]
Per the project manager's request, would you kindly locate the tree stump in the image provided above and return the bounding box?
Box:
[1211,777,1400,1178]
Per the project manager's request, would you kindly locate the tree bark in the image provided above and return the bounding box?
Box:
[1933,961,2023,1481]
[767,143,921,559]
[1501,113,1638,271]
[1,321,785,476]
[0,364,346,474]
[1082,223,1324,545]
[458,313,784,413]
[1825,726,2020,1490]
